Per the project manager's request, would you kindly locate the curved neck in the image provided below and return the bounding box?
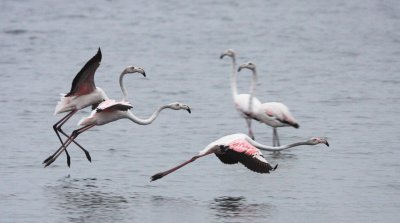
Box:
[246,137,310,151]
[119,72,129,101]
[230,56,238,99]
[126,105,170,125]
[248,68,257,114]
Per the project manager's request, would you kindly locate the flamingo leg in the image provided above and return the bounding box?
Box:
[151,152,211,182]
[245,118,255,140]
[58,128,91,162]
[273,128,280,146]
[53,110,77,167]
[53,110,91,163]
[53,110,76,144]
[44,124,95,167]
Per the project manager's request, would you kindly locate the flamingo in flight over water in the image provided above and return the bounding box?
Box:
[52,48,107,167]
[238,62,299,146]
[43,67,191,167]
[151,133,329,182]
[220,49,276,140]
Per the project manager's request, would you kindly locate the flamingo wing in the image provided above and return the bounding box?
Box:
[226,149,274,173]
[96,100,133,112]
[66,48,102,97]
[224,139,276,173]
[215,148,239,165]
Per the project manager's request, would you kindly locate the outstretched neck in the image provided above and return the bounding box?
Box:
[230,56,238,99]
[247,137,310,152]
[248,68,257,114]
[119,72,129,101]
[126,105,170,125]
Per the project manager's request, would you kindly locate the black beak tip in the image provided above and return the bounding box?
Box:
[325,142,330,147]
[142,72,146,77]
[187,108,191,114]
[150,173,163,182]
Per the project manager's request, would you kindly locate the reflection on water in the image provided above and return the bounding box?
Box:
[46,176,129,223]
[210,196,275,222]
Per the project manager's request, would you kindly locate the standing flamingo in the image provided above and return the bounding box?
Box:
[150,133,329,181]
[238,62,299,146]
[220,49,275,139]
[52,48,108,167]
[43,68,191,167]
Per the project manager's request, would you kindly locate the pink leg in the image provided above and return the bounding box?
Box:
[53,110,91,164]
[245,118,255,140]
[44,124,95,167]
[53,110,76,166]
[151,151,213,182]
[58,128,91,163]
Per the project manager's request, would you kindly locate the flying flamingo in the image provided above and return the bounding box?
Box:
[220,49,275,140]
[43,68,191,167]
[150,133,329,181]
[52,48,108,167]
[238,62,299,146]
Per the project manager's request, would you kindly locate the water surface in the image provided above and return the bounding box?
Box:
[1,0,400,222]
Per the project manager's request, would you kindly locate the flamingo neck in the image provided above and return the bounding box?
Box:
[230,56,238,99]
[126,105,170,125]
[247,137,310,152]
[119,72,129,101]
[248,68,257,114]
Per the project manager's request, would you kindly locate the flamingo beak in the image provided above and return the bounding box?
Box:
[142,72,146,78]
[324,141,329,147]
[238,66,243,72]
[220,54,226,59]
[186,106,191,114]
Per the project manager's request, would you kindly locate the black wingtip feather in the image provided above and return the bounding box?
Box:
[66,48,102,97]
[96,47,102,61]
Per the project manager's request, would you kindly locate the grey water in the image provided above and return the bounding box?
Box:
[1,0,400,222]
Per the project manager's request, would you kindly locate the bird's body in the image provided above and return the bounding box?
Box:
[256,102,298,128]
[238,61,299,146]
[202,133,276,174]
[78,100,133,126]
[150,133,329,182]
[52,48,107,167]
[43,66,192,167]
[234,94,261,118]
[220,49,275,139]
[54,87,107,114]
[77,100,191,127]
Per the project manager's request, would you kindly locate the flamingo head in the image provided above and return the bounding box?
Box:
[167,102,191,114]
[307,137,329,147]
[122,66,146,77]
[238,61,256,72]
[220,49,236,59]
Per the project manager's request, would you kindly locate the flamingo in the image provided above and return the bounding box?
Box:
[43,68,191,167]
[150,133,329,182]
[238,62,300,146]
[52,48,108,167]
[220,49,275,140]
